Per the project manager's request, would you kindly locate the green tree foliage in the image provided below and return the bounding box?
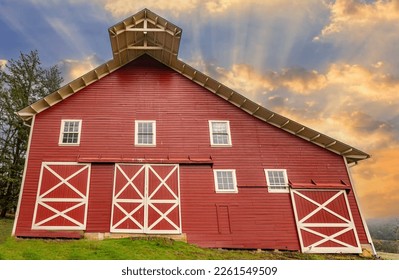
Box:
[0,50,63,217]
[368,218,399,253]
[368,218,399,241]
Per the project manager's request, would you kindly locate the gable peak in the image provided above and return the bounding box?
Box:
[108,8,182,66]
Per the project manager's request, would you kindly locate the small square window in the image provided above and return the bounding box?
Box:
[135,121,156,146]
[214,169,238,193]
[209,121,232,146]
[265,169,289,193]
[59,120,82,145]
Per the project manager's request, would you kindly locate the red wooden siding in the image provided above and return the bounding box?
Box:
[85,163,114,232]
[14,55,369,250]
[180,165,299,249]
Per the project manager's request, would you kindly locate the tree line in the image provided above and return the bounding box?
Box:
[0,50,63,217]
[368,217,399,254]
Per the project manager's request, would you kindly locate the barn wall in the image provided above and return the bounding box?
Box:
[14,55,368,249]
[86,163,114,232]
[180,165,299,249]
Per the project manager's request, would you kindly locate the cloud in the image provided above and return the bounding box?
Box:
[216,61,399,118]
[45,17,85,53]
[214,64,275,101]
[58,55,102,83]
[351,144,399,219]
[102,0,320,19]
[314,0,399,75]
[214,61,398,153]
[214,64,328,103]
[217,61,398,105]
[103,0,198,18]
[326,63,399,102]
[0,59,7,70]
[319,0,399,37]
[278,68,327,95]
[213,59,399,218]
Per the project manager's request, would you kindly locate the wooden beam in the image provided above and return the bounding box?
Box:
[203,77,209,86]
[239,99,247,108]
[128,46,163,50]
[126,28,167,33]
[341,148,353,155]
[214,84,222,94]
[267,113,275,121]
[280,120,290,128]
[295,127,305,135]
[325,141,337,148]
[252,106,260,115]
[310,134,321,141]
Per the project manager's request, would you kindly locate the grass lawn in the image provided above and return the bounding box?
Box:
[0,218,373,260]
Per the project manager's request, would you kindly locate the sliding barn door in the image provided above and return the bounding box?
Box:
[111,164,181,234]
[291,189,361,253]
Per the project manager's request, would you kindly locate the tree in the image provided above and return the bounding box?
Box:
[0,50,63,217]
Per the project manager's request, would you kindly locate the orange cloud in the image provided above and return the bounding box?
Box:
[103,0,197,17]
[351,144,399,219]
[102,0,317,18]
[215,64,328,101]
[58,55,101,83]
[215,64,275,101]
[326,63,399,102]
[278,68,327,95]
[319,0,399,37]
[0,59,7,70]
[213,61,399,218]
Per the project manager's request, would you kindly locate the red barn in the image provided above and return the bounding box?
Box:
[12,9,374,254]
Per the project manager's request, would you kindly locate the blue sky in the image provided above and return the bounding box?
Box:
[1,0,398,219]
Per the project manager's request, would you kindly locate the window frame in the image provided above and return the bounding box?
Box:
[213,169,238,193]
[135,120,156,147]
[264,169,289,193]
[59,120,82,146]
[208,120,232,147]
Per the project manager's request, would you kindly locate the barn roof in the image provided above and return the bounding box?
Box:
[17,8,370,164]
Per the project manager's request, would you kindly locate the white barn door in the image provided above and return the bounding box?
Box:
[111,164,181,234]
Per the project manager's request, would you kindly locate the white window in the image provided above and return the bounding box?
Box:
[265,169,289,193]
[209,120,232,146]
[214,169,238,193]
[59,120,82,145]
[135,120,156,146]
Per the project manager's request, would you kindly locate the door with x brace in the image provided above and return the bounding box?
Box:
[32,162,91,230]
[290,189,361,253]
[111,164,181,234]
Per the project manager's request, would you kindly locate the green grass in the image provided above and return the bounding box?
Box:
[0,218,372,260]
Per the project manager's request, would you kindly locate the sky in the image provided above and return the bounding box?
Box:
[0,0,398,220]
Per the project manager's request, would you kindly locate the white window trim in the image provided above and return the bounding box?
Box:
[209,120,232,147]
[213,169,238,193]
[58,119,82,146]
[135,120,156,147]
[265,169,289,193]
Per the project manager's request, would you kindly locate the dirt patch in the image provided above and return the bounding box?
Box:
[377,252,399,260]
